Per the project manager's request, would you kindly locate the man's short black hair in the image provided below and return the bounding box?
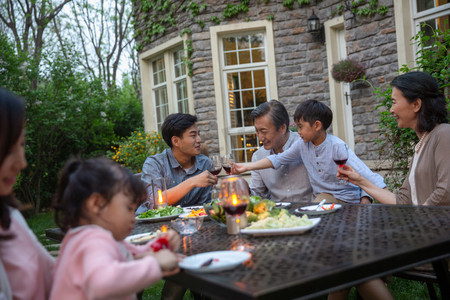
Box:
[293,100,332,130]
[161,113,198,148]
[250,99,289,133]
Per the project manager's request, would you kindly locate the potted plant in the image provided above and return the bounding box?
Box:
[331,58,365,83]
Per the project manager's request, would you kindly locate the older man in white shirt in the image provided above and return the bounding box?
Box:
[250,100,313,202]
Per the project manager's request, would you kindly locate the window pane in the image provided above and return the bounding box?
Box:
[255,88,267,106]
[241,90,254,108]
[152,58,166,85]
[223,37,236,51]
[237,35,249,50]
[253,70,266,88]
[230,133,259,163]
[225,52,238,65]
[238,50,251,64]
[252,49,265,63]
[243,108,254,126]
[176,80,189,113]
[251,33,264,48]
[230,110,243,127]
[178,99,189,113]
[240,71,253,89]
[227,73,240,90]
[417,0,448,12]
[173,49,186,78]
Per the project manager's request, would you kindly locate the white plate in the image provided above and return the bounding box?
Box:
[179,251,251,273]
[294,204,342,215]
[183,206,204,212]
[135,214,181,222]
[179,212,208,219]
[241,218,321,236]
[275,202,292,208]
[125,232,157,244]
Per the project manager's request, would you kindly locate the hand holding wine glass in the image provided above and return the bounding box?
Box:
[332,143,349,185]
[222,153,235,175]
[208,155,222,201]
[208,155,222,176]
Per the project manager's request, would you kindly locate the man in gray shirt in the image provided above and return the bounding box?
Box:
[250,100,313,202]
[136,113,217,214]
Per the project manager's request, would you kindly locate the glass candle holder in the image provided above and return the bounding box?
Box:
[219,175,249,234]
[151,177,168,209]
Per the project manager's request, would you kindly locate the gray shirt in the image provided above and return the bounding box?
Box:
[268,134,386,203]
[137,148,212,213]
[250,132,313,202]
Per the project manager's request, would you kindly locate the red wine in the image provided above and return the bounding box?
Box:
[222,203,247,216]
[210,168,222,176]
[334,159,348,167]
[223,165,232,174]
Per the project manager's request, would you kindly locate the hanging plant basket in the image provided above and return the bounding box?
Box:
[331,59,365,83]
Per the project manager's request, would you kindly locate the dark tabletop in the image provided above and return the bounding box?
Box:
[132,203,450,300]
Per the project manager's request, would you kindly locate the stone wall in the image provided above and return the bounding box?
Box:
[132,0,398,160]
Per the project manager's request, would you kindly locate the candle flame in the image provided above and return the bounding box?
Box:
[232,194,238,205]
[158,189,163,204]
[161,225,168,233]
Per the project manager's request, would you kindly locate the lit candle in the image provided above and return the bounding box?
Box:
[232,193,238,206]
[157,189,164,205]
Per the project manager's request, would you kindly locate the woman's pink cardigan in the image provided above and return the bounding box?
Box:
[0,208,55,300]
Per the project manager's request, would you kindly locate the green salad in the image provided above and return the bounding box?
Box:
[137,206,184,219]
[246,210,312,229]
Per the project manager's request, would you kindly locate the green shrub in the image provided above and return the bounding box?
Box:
[108,130,168,173]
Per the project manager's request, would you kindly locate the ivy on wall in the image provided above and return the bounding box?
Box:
[132,0,388,76]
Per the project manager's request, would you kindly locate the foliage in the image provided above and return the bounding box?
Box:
[375,24,450,191]
[107,130,168,173]
[0,34,143,212]
[331,59,365,83]
[106,75,144,139]
[334,0,388,17]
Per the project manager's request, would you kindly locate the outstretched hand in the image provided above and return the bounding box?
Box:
[337,164,362,185]
[230,162,247,174]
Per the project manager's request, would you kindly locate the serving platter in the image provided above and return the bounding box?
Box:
[240,218,321,236]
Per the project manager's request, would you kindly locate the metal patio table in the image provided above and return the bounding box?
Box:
[132,203,450,299]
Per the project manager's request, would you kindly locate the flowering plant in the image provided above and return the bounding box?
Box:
[331,59,365,83]
[107,130,168,173]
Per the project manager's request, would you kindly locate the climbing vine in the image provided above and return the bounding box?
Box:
[133,0,389,76]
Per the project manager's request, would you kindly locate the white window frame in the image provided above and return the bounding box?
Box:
[138,36,194,132]
[210,20,278,161]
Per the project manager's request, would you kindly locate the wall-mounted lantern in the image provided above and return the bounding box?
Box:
[307,11,324,44]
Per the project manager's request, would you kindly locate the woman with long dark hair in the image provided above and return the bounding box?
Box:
[0,87,55,300]
[339,71,450,206]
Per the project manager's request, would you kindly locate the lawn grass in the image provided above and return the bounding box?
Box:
[26,211,437,299]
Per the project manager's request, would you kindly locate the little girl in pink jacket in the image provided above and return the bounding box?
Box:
[50,157,181,300]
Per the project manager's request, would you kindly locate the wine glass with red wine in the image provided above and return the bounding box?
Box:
[208,155,222,200]
[222,153,235,175]
[332,143,349,185]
